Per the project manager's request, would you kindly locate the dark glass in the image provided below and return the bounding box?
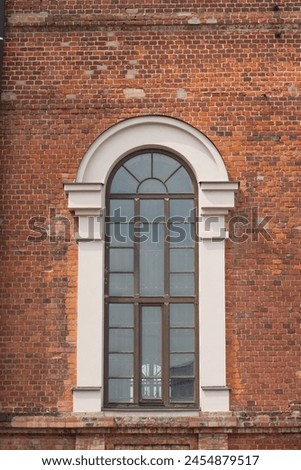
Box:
[141,306,162,399]
[170,248,194,273]
[170,329,194,352]
[169,304,194,327]
[109,248,134,272]
[110,199,134,220]
[139,224,164,295]
[170,378,194,402]
[106,151,197,406]
[168,223,194,247]
[140,200,164,221]
[124,153,152,181]
[109,273,134,296]
[166,167,194,193]
[109,353,133,377]
[153,153,181,180]
[170,273,194,296]
[110,166,139,193]
[170,354,195,377]
[109,329,133,352]
[108,304,133,327]
[138,179,167,193]
[109,223,134,247]
[108,378,133,402]
[141,378,162,400]
[170,199,194,220]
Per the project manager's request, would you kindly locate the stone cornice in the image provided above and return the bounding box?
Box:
[6,11,301,31]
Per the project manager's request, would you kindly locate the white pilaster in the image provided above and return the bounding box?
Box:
[199,181,238,411]
[64,183,104,412]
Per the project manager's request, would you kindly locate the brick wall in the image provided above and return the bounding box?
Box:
[0,1,300,449]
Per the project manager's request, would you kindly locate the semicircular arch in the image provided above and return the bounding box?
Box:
[76,115,229,184]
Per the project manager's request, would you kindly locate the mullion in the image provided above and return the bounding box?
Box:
[170,352,195,371]
[133,199,140,404]
[105,151,199,408]
[110,194,194,199]
[134,198,140,298]
[122,164,141,183]
[151,152,154,178]
[164,197,170,297]
[134,302,139,404]
[139,304,162,403]
[107,297,196,303]
[163,164,181,184]
[162,303,169,404]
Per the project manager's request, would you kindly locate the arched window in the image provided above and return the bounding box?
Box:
[64,116,238,413]
[105,151,198,407]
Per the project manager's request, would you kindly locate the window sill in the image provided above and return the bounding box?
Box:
[102,408,201,417]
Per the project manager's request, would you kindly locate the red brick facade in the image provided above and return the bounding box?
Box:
[0,1,301,449]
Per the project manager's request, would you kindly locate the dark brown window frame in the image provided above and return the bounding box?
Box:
[104,150,199,409]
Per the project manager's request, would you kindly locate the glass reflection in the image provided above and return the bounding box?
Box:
[109,329,133,352]
[170,378,194,402]
[109,353,133,377]
[139,224,164,295]
[109,248,134,272]
[109,303,133,327]
[170,329,194,352]
[108,378,134,402]
[170,273,194,296]
[169,304,194,327]
[110,167,138,193]
[109,273,134,296]
[141,306,162,399]
[170,249,194,272]
[170,354,194,377]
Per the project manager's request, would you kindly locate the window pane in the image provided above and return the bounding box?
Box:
[153,153,181,181]
[170,199,194,221]
[170,378,194,402]
[170,304,194,327]
[109,273,134,296]
[138,179,167,193]
[110,200,134,220]
[109,248,134,272]
[170,249,194,272]
[109,329,133,352]
[141,306,162,377]
[140,200,164,221]
[109,224,134,247]
[170,354,195,377]
[124,153,152,181]
[106,152,198,406]
[110,166,139,193]
[170,274,194,296]
[170,329,194,352]
[140,224,164,295]
[109,304,133,327]
[141,378,162,400]
[166,166,194,193]
[109,353,133,377]
[168,224,194,247]
[108,378,133,402]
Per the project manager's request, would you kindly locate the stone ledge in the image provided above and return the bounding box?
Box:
[6,12,301,29]
[1,411,300,432]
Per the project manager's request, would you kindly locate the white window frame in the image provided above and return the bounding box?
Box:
[64,116,238,413]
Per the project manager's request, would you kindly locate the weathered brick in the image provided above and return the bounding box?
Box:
[1,0,301,450]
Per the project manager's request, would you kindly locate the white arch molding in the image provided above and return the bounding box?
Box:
[64,116,238,413]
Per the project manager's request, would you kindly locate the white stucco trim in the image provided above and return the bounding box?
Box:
[64,116,238,412]
[75,115,229,184]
